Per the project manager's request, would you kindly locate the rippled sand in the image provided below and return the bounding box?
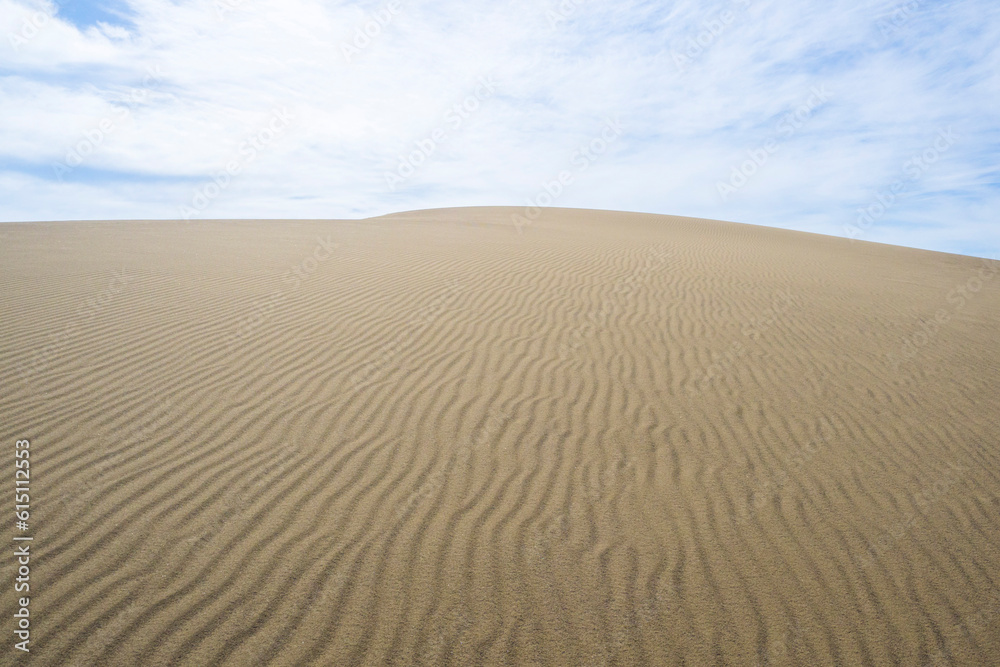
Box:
[2,207,998,665]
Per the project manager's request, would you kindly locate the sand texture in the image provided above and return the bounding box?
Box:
[2,207,999,666]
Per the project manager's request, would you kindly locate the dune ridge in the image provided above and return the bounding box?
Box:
[1,207,998,665]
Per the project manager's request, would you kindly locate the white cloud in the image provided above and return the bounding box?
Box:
[1,0,998,256]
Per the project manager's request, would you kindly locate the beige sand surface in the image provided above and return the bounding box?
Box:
[1,207,999,665]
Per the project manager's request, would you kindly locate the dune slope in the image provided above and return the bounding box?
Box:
[1,207,999,665]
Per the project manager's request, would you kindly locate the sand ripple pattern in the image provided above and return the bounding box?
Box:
[1,209,999,666]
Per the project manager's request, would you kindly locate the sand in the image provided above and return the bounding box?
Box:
[1,207,998,666]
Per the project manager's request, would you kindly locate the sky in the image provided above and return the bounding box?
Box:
[1,0,998,257]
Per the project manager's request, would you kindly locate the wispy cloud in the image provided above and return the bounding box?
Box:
[1,0,998,256]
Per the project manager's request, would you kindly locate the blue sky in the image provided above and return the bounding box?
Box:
[1,0,998,257]
[47,0,135,30]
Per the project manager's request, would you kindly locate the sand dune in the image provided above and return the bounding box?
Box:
[2,207,999,665]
